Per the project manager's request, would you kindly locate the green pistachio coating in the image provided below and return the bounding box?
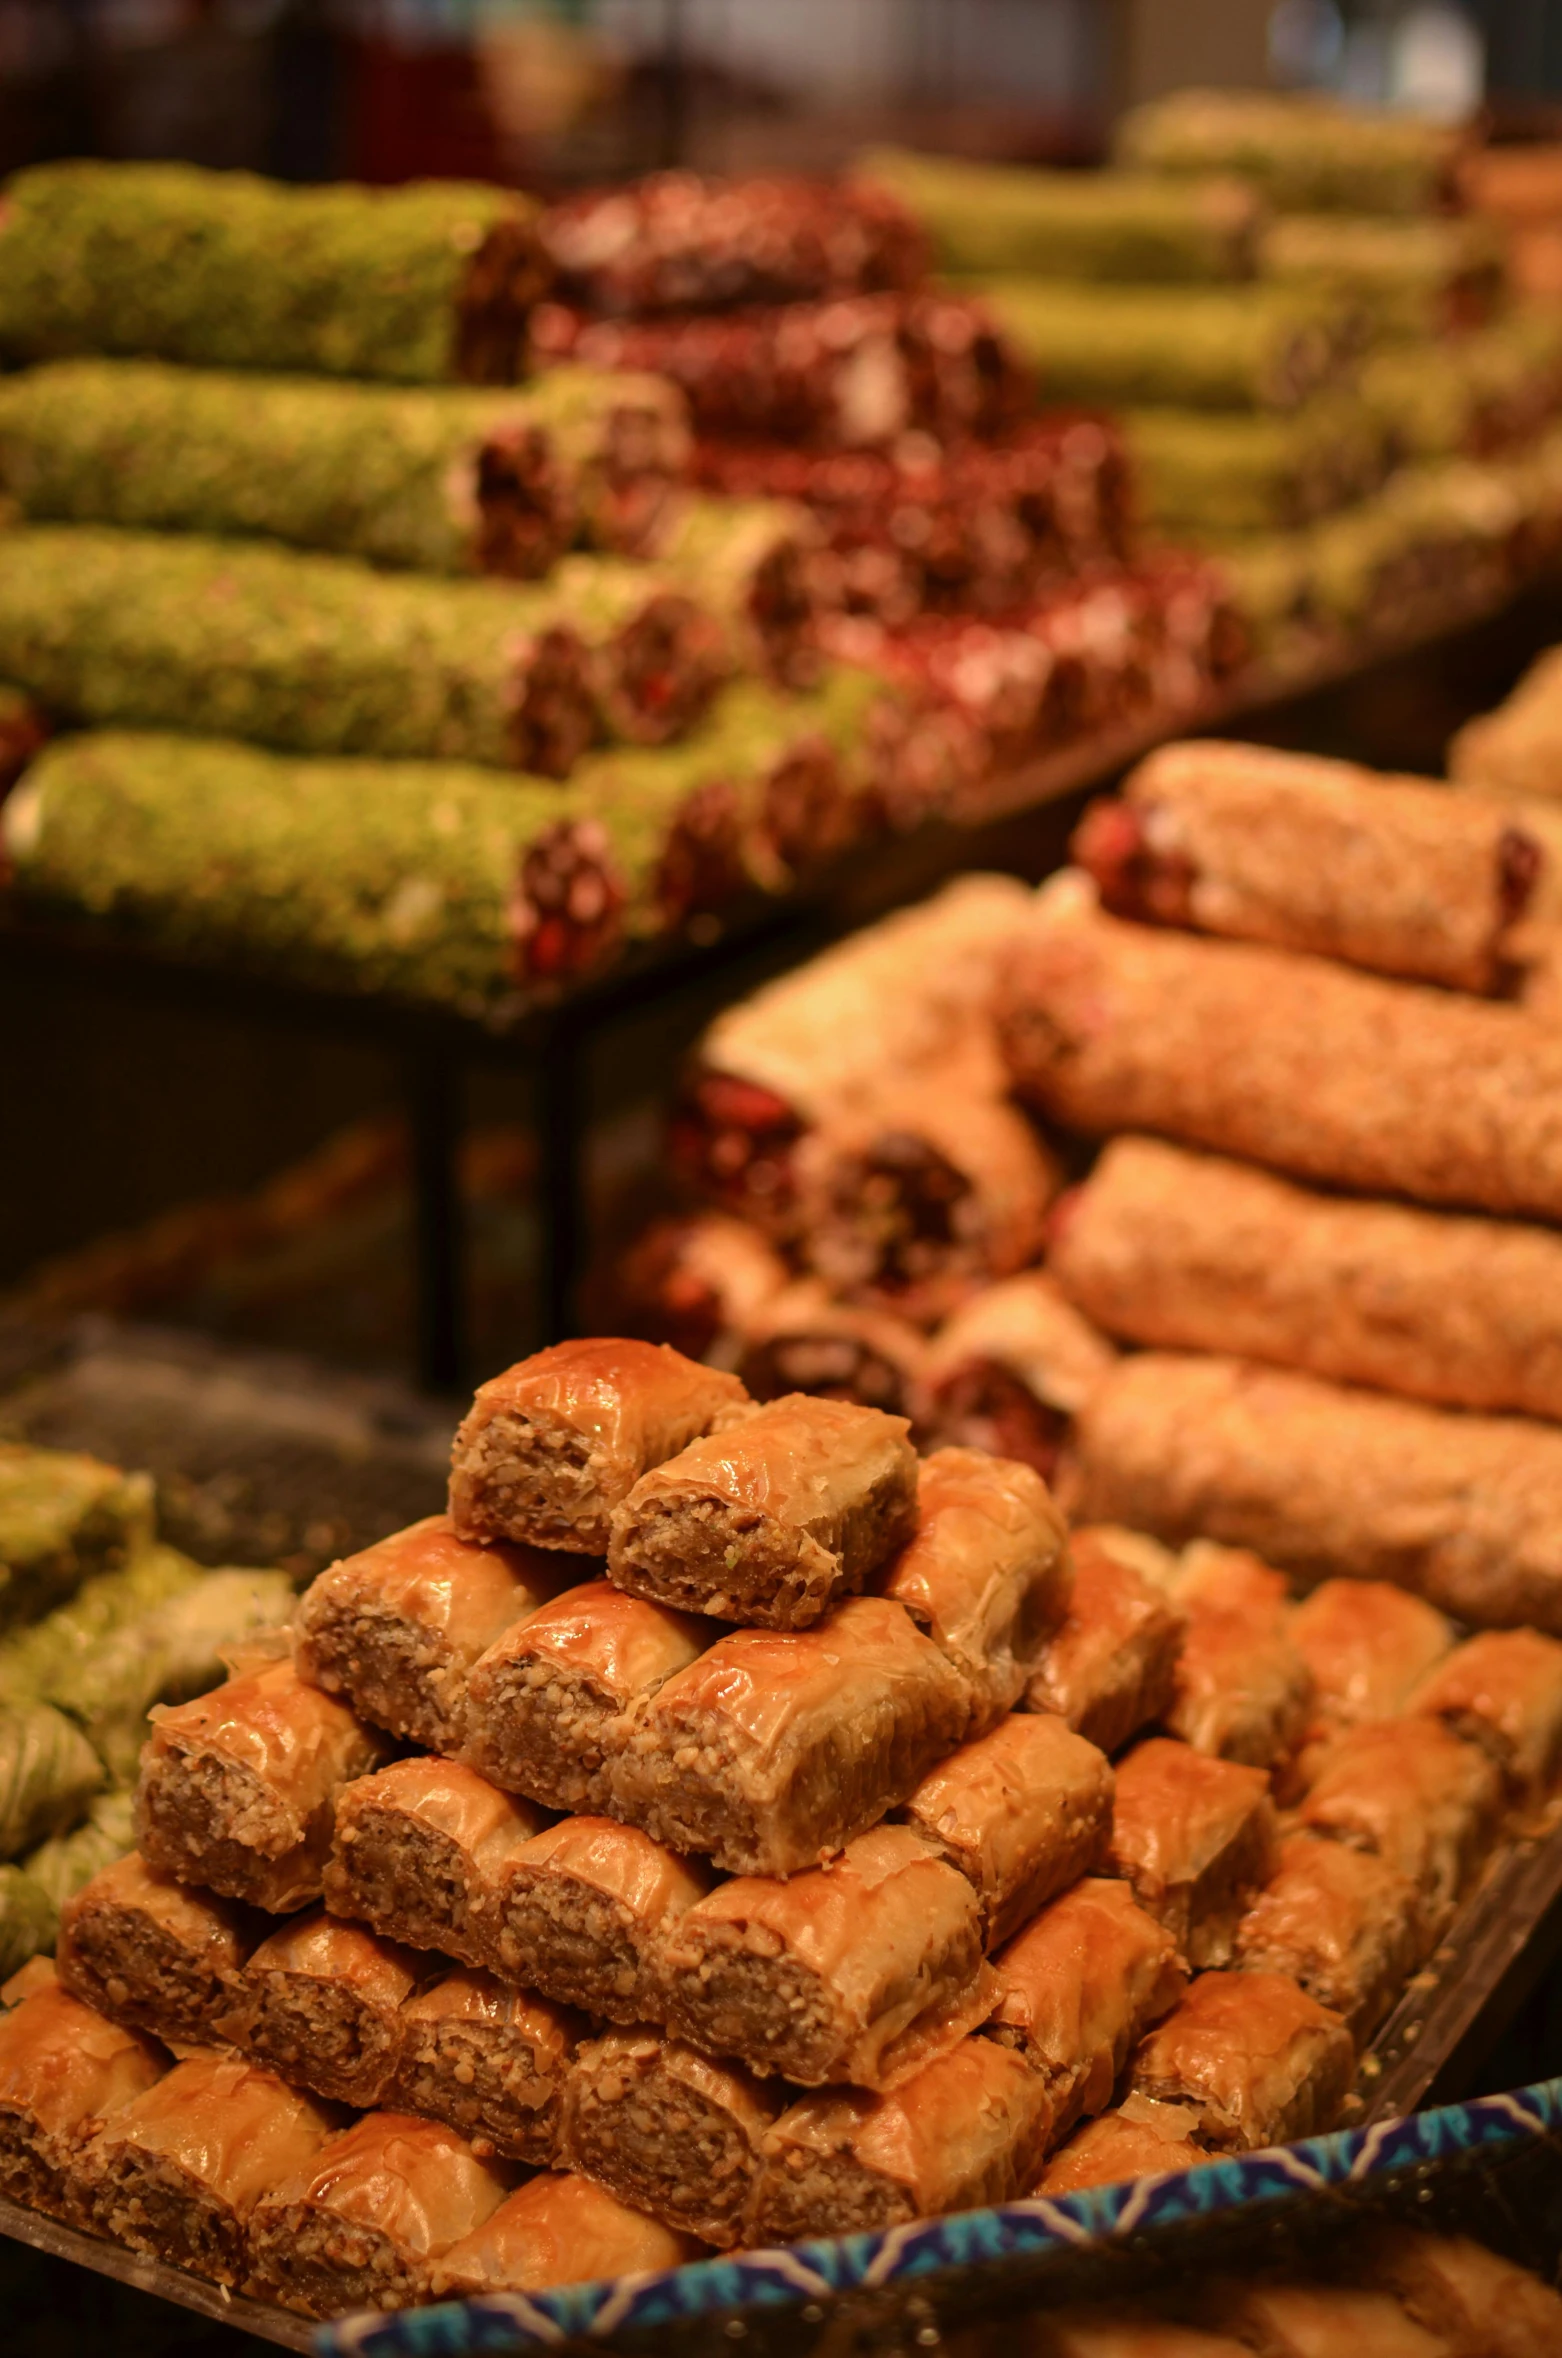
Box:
[1125,397,1389,535]
[0,1864,57,1977]
[1115,88,1464,215]
[972,279,1345,411]
[1261,211,1504,338]
[0,1444,154,1631]
[23,1788,136,1914]
[0,1701,104,1859]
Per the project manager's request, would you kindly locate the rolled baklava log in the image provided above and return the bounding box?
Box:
[916,1272,1119,1485]
[1127,1970,1354,2152]
[974,281,1346,413]
[1410,1629,1562,1801]
[0,1700,104,1858]
[448,1338,750,1555]
[0,161,549,382]
[654,496,820,688]
[1204,2277,1457,2358]
[898,1714,1114,1948]
[985,1878,1186,2140]
[745,2036,1053,2245]
[465,1581,711,1813]
[661,1824,991,2087]
[1001,883,1562,1224]
[1289,1581,1454,1778]
[487,1816,711,2022]
[607,1393,917,1629]
[325,1757,546,1969]
[1124,396,1388,540]
[1233,1833,1421,2043]
[562,2028,781,2247]
[614,1213,790,1366]
[516,366,690,558]
[1065,1353,1562,1634]
[214,1913,425,2109]
[1074,738,1543,993]
[390,1968,582,2164]
[0,531,600,778]
[1037,2103,1205,2196]
[1450,643,1562,803]
[0,1972,165,2224]
[1359,2225,1562,2356]
[610,1596,971,1875]
[1297,1719,1502,1937]
[875,1447,1072,1737]
[1107,1739,1277,1970]
[735,1281,929,1420]
[1025,1530,1186,1756]
[296,1514,570,1755]
[434,2169,705,2297]
[246,2112,511,2319]
[56,1851,257,2046]
[82,2055,337,2290]
[135,1659,391,1914]
[1052,1138,1562,1426]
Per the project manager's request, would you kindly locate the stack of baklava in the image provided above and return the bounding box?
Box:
[7,1329,1562,2320]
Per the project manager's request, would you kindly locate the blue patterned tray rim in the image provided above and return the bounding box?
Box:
[317,2076,1562,2357]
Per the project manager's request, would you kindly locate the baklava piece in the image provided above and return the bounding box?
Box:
[1164,1585,1313,1772]
[1108,1739,1278,1969]
[1288,1580,1454,1746]
[1234,1831,1422,2041]
[1298,1718,1503,1934]
[1026,1530,1186,1757]
[1410,1628,1562,1802]
[214,1911,424,2108]
[134,1658,390,1914]
[464,1579,711,1812]
[390,1967,582,2164]
[562,2027,781,2248]
[448,1338,749,1553]
[986,1878,1185,2136]
[1037,2103,1207,2197]
[746,2036,1055,2245]
[1358,2225,1562,2358]
[0,1975,164,2225]
[83,2055,336,2290]
[875,1446,1072,1736]
[489,1815,711,2022]
[324,1756,547,1968]
[295,1513,570,1753]
[1204,2278,1451,2358]
[660,1823,990,2088]
[1128,1970,1354,2152]
[57,1851,256,2046]
[607,1393,918,1629]
[434,2170,704,2297]
[246,2112,510,2319]
[610,1595,971,1875]
[898,1711,1114,1947]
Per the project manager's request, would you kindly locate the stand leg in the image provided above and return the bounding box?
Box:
[535,1014,584,1344]
[403,1033,467,1395]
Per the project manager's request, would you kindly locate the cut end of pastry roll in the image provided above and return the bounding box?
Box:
[324,1755,547,1970]
[390,1967,583,2165]
[1128,1969,1354,2153]
[491,1814,712,2024]
[613,1212,791,1367]
[1107,1738,1277,1970]
[214,1910,425,2110]
[561,2027,781,2247]
[0,1977,166,2228]
[56,1850,257,2047]
[736,1278,928,1420]
[432,2168,706,2298]
[917,1270,1119,1482]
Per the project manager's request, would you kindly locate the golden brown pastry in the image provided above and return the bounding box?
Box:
[1297,1718,1503,1933]
[660,1824,990,2088]
[561,2027,781,2247]
[56,1850,257,2046]
[1409,1627,1562,1801]
[488,1815,711,2021]
[295,1514,570,1753]
[0,1976,165,2225]
[389,1968,582,2165]
[1026,2315,1254,2357]
[1107,1739,1277,1970]
[1164,1581,1313,1773]
[607,1392,918,1629]
[1127,1970,1353,2151]
[917,1269,1119,1482]
[1288,1580,1455,1774]
[448,1337,750,1553]
[135,1659,391,1914]
[324,1756,547,1968]
[734,1278,930,1419]
[1037,2103,1206,2197]
[897,1711,1114,1947]
[1358,2224,1562,2358]
[1233,1832,1421,2042]
[614,1210,791,1367]
[1451,641,1562,801]
[1204,2278,1451,2358]
[1025,1530,1186,1757]
[214,1911,424,2108]
[433,2169,705,2297]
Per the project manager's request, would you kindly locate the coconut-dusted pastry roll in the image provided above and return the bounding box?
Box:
[325,1757,547,1968]
[434,2169,704,2297]
[1025,1531,1186,1757]
[0,1975,165,2224]
[1038,2102,1207,2196]
[661,1824,989,2087]
[1076,739,1543,993]
[562,2027,781,2247]
[465,1581,711,1814]
[986,1878,1185,2133]
[246,2111,510,2319]
[898,1713,1113,1948]
[488,1816,711,2022]
[616,1213,791,1366]
[56,1851,256,2045]
[134,1659,390,1914]
[1358,2225,1562,2357]
[1001,887,1562,1225]
[84,2055,336,2288]
[1165,1584,1313,1773]
[295,1515,568,1754]
[1065,1354,1562,1636]
[1234,1832,1421,2042]
[390,1969,580,2165]
[607,1393,917,1630]
[610,1596,971,1876]
[917,1272,1119,1483]
[745,2035,1053,2245]
[449,1338,750,1555]
[213,1912,423,2108]
[736,1280,929,1419]
[1203,2280,1451,2358]
[1298,1719,1502,1931]
[876,1447,1071,1737]
[1289,1581,1455,1778]
[1128,1970,1353,2152]
[1410,1630,1562,1803]
[1108,1740,1277,1970]
[1052,1138,1562,1428]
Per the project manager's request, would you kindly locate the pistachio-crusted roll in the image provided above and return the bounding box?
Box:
[561,2028,780,2246]
[0,160,548,381]
[1234,1832,1421,2041]
[56,1851,256,2045]
[135,1659,391,1914]
[1410,1629,1562,1802]
[0,1868,57,1980]
[434,2170,704,2296]
[295,1514,568,1755]
[516,366,690,556]
[0,528,597,776]
[0,1701,103,1859]
[1262,211,1504,338]
[531,553,725,748]
[1114,87,1465,214]
[1128,1969,1353,2153]
[654,495,820,686]
[1002,883,1562,1223]
[390,1968,582,2164]
[917,1271,1119,1484]
[1124,397,1388,536]
[898,1713,1114,1948]
[214,1912,424,2109]
[487,1816,712,2022]
[975,281,1344,412]
[325,1757,546,1969]
[0,1972,165,2225]
[1025,1529,1186,1757]
[1107,1739,1277,1971]
[0,1443,153,1631]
